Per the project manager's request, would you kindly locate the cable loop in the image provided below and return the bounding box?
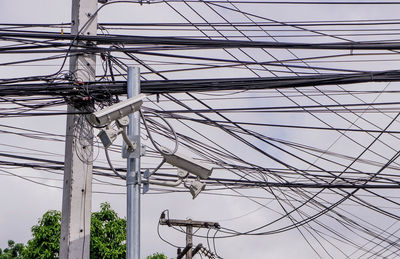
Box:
[140,110,179,155]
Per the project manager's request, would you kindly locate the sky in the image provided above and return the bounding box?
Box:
[1,1,400,258]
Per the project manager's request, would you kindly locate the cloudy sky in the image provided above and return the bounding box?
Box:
[1,1,400,258]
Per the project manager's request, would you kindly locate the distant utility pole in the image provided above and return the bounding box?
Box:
[60,0,97,258]
[160,215,220,259]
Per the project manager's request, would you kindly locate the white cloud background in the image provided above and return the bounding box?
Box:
[1,1,400,258]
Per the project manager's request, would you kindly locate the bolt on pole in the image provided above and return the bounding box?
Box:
[126,67,141,259]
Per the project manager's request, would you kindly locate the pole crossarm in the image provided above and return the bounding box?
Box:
[160,216,220,259]
[160,218,221,229]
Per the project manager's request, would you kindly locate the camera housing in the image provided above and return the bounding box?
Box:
[162,150,213,179]
[189,180,206,199]
[89,93,146,126]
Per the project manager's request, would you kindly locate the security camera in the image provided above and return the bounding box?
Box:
[96,117,137,152]
[97,126,121,149]
[89,93,146,126]
[189,180,206,199]
[162,150,213,179]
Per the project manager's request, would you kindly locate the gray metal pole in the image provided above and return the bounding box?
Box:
[127,67,141,259]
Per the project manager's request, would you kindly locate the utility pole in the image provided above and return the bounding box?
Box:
[186,223,193,259]
[60,0,97,258]
[160,215,220,259]
[126,67,142,259]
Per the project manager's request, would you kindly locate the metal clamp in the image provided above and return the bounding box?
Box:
[122,135,140,158]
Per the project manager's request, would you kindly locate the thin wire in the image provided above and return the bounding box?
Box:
[104,147,126,179]
[140,110,179,155]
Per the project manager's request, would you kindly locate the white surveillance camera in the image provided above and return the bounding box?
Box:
[89,94,146,126]
[162,150,213,179]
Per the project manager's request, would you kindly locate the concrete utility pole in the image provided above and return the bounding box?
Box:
[126,67,142,259]
[60,0,97,258]
[160,216,220,259]
[186,223,193,259]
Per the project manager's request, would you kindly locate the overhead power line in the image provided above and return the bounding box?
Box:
[3,31,400,50]
[1,70,400,96]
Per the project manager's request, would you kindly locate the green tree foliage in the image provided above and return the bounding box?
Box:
[90,203,126,259]
[146,253,168,259]
[22,210,61,259]
[0,240,24,259]
[1,204,165,259]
